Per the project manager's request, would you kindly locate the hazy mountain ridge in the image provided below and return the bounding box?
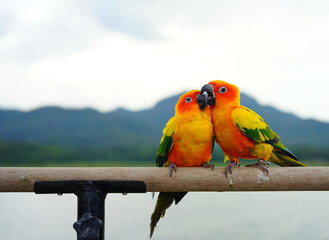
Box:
[0,93,328,148]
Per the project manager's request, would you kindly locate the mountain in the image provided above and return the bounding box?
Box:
[1,93,328,147]
[1,92,329,166]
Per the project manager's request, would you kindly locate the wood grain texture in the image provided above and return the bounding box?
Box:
[0,167,328,192]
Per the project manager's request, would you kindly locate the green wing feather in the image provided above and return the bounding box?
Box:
[232,106,280,144]
[232,106,304,166]
[156,117,176,167]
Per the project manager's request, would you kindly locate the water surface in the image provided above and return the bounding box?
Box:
[0,191,328,240]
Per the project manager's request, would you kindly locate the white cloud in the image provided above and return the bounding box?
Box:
[0,0,328,122]
[0,0,102,62]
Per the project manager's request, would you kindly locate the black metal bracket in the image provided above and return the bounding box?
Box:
[34,180,147,240]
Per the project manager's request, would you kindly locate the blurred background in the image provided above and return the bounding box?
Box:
[0,1,329,239]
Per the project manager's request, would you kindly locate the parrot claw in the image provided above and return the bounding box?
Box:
[168,162,177,178]
[202,162,214,170]
[245,159,270,174]
[225,161,239,177]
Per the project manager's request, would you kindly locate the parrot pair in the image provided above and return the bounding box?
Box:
[150,80,305,237]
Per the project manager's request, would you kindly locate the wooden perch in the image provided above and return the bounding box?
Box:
[0,167,329,192]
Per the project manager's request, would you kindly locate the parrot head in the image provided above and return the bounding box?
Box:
[176,90,209,114]
[199,80,240,108]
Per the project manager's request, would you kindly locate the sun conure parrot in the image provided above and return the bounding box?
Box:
[199,80,305,176]
[150,90,214,238]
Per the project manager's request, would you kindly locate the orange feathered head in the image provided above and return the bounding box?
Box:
[175,90,209,115]
[200,80,240,108]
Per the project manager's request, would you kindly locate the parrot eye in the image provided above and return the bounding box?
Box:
[185,97,193,103]
[218,86,227,94]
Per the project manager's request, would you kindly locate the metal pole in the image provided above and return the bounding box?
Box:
[34,180,146,240]
[73,181,106,240]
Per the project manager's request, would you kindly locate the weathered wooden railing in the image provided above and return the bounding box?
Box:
[1,167,329,240]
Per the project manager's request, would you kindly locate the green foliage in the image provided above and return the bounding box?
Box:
[1,140,328,167]
[290,146,329,162]
[0,140,158,166]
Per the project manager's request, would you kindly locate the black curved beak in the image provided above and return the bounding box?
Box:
[196,94,207,110]
[200,84,215,106]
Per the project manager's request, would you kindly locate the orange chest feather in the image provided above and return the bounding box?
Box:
[212,109,255,158]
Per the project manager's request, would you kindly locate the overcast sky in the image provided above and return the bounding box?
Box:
[0,0,329,122]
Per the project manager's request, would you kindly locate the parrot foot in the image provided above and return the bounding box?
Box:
[201,162,214,170]
[245,159,270,174]
[225,161,239,177]
[168,162,177,178]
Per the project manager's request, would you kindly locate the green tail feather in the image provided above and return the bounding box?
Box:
[270,149,306,167]
[272,142,298,160]
[150,192,187,238]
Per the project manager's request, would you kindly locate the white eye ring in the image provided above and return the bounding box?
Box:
[218,86,227,94]
[185,97,192,103]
